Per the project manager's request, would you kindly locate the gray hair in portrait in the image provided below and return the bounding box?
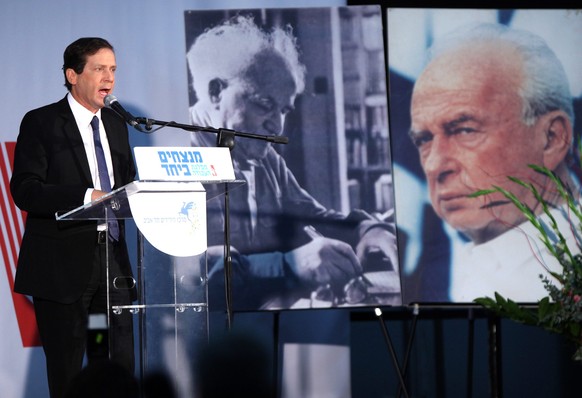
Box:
[186,15,306,104]
[429,22,574,127]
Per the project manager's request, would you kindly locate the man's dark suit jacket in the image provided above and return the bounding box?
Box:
[10,96,136,304]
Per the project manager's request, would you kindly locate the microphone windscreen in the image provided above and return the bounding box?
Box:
[104,94,118,107]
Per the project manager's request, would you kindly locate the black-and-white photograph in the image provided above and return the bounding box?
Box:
[184,6,400,311]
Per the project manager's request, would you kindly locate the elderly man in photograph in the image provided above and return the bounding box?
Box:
[187,15,399,310]
[409,23,578,302]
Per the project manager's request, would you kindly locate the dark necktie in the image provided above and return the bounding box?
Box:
[91,116,119,241]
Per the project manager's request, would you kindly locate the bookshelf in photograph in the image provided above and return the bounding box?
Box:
[340,6,392,214]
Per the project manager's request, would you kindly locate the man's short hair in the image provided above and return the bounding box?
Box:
[186,15,306,103]
[63,37,114,91]
[427,23,574,127]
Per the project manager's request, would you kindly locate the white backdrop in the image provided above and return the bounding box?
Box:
[0,1,344,397]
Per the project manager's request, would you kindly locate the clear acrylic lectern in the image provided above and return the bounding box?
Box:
[56,178,244,397]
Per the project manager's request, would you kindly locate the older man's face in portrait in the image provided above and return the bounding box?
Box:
[409,42,568,243]
[213,50,297,160]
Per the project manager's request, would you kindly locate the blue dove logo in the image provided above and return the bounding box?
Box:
[179,201,194,221]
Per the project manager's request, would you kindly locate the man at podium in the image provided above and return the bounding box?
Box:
[10,38,136,398]
[187,16,399,310]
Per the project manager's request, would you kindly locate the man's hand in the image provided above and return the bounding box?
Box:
[284,237,362,288]
[91,189,108,202]
[355,227,398,273]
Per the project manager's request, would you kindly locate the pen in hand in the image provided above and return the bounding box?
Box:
[303,224,323,240]
[303,225,373,286]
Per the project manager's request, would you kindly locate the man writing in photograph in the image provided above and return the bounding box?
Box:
[186,15,399,310]
[409,23,578,302]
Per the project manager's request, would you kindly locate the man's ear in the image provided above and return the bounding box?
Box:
[65,68,77,87]
[208,78,228,104]
[541,110,573,170]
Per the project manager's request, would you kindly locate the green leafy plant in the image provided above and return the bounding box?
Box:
[471,164,582,360]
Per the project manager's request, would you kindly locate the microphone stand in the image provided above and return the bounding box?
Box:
[134,117,288,144]
[134,117,287,330]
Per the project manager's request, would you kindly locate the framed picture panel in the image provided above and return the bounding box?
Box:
[388,8,582,304]
[184,6,400,311]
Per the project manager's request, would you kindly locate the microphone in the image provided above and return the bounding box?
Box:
[104,94,139,127]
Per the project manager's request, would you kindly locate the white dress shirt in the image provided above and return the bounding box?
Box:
[450,206,579,303]
[67,93,115,204]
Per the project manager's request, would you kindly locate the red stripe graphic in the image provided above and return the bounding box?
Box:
[0,141,40,347]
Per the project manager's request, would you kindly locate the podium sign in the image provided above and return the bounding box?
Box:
[56,147,244,396]
[133,146,235,181]
[127,181,207,257]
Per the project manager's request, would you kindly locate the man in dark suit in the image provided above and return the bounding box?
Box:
[10,38,136,398]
